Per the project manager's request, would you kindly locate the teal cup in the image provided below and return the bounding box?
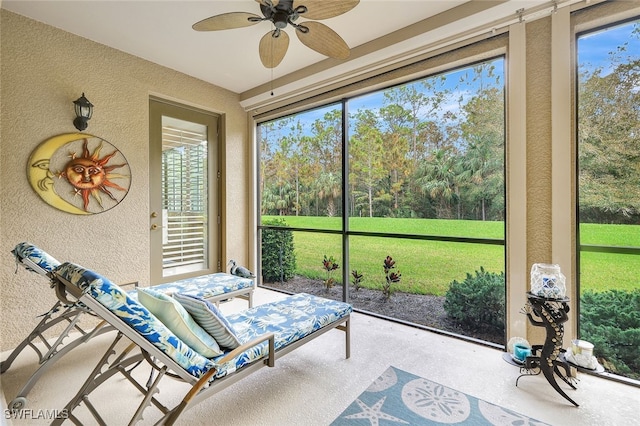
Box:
[514,343,532,362]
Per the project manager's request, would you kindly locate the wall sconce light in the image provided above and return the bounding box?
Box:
[73,93,93,131]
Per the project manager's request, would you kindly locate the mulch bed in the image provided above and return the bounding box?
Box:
[262,276,503,345]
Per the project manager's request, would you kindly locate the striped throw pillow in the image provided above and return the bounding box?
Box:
[173,293,241,350]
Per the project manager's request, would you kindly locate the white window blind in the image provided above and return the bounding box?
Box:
[161,120,208,276]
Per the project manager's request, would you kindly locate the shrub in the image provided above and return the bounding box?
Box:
[261,218,296,282]
[444,267,505,332]
[580,289,640,380]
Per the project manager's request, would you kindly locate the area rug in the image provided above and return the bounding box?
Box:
[331,366,550,425]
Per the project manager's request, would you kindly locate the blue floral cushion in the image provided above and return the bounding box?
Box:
[53,262,215,378]
[211,293,352,380]
[12,242,61,275]
[137,288,223,358]
[173,293,241,350]
[146,273,253,299]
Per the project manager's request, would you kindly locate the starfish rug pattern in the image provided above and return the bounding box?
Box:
[331,366,551,425]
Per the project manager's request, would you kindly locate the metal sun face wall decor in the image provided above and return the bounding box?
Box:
[28,133,131,215]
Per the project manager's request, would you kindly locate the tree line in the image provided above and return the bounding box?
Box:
[259,61,505,221]
[578,24,640,224]
[260,31,639,225]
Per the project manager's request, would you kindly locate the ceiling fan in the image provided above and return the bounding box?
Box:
[193,0,360,68]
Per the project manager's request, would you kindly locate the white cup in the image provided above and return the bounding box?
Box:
[572,339,594,357]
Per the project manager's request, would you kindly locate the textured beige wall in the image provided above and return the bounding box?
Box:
[526,18,554,268]
[0,10,249,350]
[524,17,553,343]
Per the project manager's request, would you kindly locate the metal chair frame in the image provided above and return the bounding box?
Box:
[2,246,254,411]
[49,272,350,426]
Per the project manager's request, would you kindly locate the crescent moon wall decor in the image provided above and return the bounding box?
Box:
[27,133,131,214]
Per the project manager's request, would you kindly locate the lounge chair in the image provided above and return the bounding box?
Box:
[135,271,255,308]
[49,262,351,425]
[1,242,255,411]
[1,243,115,411]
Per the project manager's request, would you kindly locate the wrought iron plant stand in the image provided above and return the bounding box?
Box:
[516,292,579,407]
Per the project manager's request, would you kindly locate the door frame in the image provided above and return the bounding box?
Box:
[149,96,223,285]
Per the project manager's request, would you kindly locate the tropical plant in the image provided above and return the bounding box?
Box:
[351,270,364,291]
[322,255,339,289]
[382,256,401,300]
[317,173,341,217]
[415,147,462,219]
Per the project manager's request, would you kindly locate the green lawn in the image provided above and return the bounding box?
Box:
[579,251,638,292]
[263,216,638,295]
[266,216,505,238]
[579,223,639,293]
[579,223,640,246]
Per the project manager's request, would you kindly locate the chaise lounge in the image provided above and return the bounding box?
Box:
[1,242,255,411]
[46,261,351,425]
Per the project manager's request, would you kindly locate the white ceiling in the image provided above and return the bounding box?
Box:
[3,1,566,105]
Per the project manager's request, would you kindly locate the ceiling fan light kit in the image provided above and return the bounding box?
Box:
[193,0,359,68]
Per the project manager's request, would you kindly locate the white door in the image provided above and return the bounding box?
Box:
[149,98,219,284]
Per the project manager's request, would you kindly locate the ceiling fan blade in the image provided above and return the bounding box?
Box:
[259,30,290,68]
[255,0,279,6]
[296,21,350,60]
[193,12,262,31]
[294,0,359,20]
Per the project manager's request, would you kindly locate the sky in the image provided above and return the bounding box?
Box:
[268,58,505,136]
[578,19,640,75]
